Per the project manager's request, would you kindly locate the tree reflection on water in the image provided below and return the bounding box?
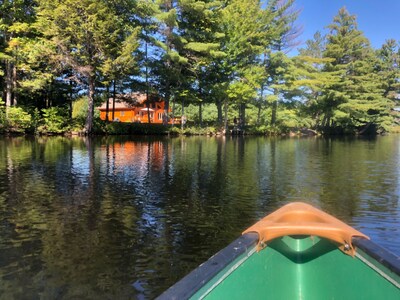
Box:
[0,135,399,298]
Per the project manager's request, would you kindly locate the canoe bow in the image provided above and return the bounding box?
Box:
[243,202,369,256]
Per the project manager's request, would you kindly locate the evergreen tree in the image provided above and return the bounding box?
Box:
[153,0,188,125]
[265,0,301,127]
[221,0,273,128]
[323,7,393,133]
[134,0,160,123]
[178,0,225,127]
[376,39,400,101]
[99,0,143,121]
[297,32,338,129]
[298,31,325,59]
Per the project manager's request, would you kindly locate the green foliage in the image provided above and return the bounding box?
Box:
[277,108,310,130]
[6,106,33,133]
[185,103,220,125]
[169,125,218,136]
[0,1,398,136]
[0,0,38,108]
[37,107,69,134]
[376,39,400,101]
[390,125,400,133]
[95,121,169,135]
[72,97,88,123]
[31,108,41,133]
[35,0,141,133]
[293,7,395,135]
[249,125,270,135]
[221,0,271,105]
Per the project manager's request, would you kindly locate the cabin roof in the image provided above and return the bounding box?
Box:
[98,93,162,110]
[98,100,134,110]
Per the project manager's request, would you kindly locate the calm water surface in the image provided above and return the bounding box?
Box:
[0,135,399,299]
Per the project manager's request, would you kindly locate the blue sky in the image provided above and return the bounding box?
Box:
[293,0,400,52]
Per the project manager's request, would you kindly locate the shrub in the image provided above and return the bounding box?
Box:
[93,120,170,135]
[70,97,88,131]
[37,106,69,134]
[390,125,400,133]
[6,106,32,133]
[250,125,269,135]
[170,125,218,136]
[31,108,41,134]
[72,97,88,119]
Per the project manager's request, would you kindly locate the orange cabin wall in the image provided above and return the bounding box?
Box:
[99,102,169,124]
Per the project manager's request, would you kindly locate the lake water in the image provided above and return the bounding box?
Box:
[0,135,399,299]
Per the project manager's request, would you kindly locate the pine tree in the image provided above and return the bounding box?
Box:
[376,39,400,101]
[221,0,273,128]
[134,0,160,123]
[178,0,225,127]
[153,0,188,125]
[298,31,325,59]
[265,0,301,127]
[296,32,339,129]
[323,7,393,133]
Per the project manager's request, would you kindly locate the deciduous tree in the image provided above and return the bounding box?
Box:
[35,0,141,133]
[0,0,36,107]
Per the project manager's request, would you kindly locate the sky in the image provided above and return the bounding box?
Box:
[292,0,400,53]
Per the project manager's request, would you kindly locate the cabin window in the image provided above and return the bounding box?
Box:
[157,113,163,120]
[120,111,125,116]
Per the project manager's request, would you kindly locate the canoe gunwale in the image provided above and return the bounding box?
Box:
[353,237,400,277]
[156,233,258,300]
[157,234,400,299]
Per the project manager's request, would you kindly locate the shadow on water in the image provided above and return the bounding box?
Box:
[0,135,399,298]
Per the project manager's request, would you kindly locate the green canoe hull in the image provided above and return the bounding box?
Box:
[193,235,400,299]
[159,234,400,300]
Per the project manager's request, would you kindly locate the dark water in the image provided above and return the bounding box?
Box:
[0,135,399,299]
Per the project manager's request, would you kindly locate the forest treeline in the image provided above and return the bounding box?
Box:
[0,0,399,135]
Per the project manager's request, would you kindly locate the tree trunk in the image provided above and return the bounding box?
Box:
[85,75,95,134]
[105,85,110,122]
[257,82,264,125]
[5,60,12,107]
[223,98,228,132]
[69,81,73,120]
[146,101,152,124]
[239,102,246,130]
[145,34,150,124]
[271,90,278,126]
[112,80,116,121]
[216,99,223,127]
[198,101,203,127]
[162,0,173,126]
[181,99,185,130]
[271,100,277,125]
[163,90,170,126]
[12,61,17,106]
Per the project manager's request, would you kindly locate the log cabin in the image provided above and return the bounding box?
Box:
[98,93,173,124]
